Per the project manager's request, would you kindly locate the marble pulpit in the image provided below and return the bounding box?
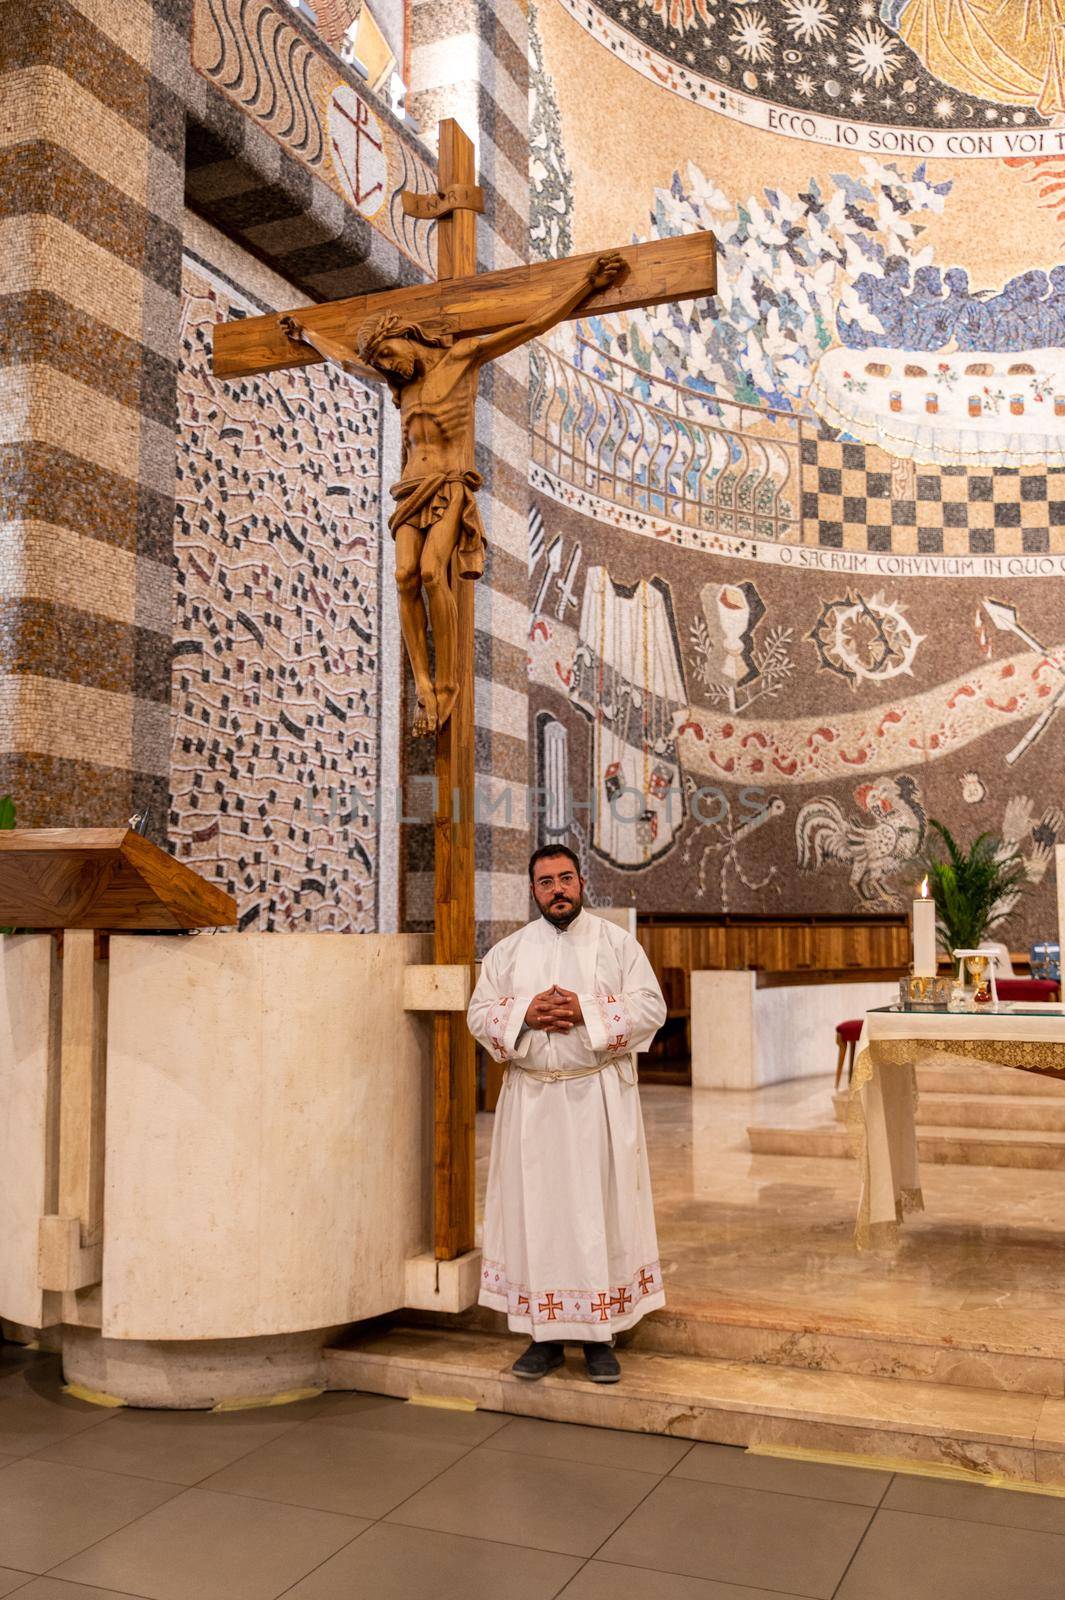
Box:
[0,830,473,1407]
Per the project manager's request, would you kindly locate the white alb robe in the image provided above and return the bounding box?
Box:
[468,909,667,1342]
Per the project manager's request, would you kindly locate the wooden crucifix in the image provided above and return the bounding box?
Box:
[213,118,716,1261]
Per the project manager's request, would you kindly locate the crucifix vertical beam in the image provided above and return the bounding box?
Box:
[431,119,477,1261]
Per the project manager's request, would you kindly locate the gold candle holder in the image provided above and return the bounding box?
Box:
[899,973,952,1009]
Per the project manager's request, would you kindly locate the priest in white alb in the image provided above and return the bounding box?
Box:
[467,844,667,1383]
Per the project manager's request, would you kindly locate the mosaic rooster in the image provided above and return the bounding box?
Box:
[795,775,926,906]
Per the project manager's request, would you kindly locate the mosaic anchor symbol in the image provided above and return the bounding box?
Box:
[983,599,1065,765]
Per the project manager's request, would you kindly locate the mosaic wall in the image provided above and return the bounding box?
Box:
[528,0,1065,944]
[0,0,185,835]
[563,0,1064,138]
[190,0,436,278]
[173,243,384,930]
[530,492,1064,937]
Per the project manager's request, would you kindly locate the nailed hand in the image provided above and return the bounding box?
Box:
[585,252,627,293]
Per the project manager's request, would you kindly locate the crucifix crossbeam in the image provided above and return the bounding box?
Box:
[210,118,716,1264]
[212,232,716,383]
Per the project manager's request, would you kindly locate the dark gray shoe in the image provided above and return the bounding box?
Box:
[512,1340,565,1380]
[583,1342,621,1383]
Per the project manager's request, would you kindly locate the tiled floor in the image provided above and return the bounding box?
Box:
[3,1341,1065,1599]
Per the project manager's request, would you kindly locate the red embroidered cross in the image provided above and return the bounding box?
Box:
[516,1294,530,1314]
[538,1293,563,1321]
[589,1293,611,1322]
[607,1034,628,1051]
[638,1268,656,1295]
[611,1287,633,1315]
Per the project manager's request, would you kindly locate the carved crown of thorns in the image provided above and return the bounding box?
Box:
[356,312,455,365]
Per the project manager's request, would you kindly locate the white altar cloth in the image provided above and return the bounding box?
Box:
[850,1004,1065,1248]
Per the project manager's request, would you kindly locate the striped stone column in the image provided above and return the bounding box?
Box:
[408,0,532,953]
[0,0,189,836]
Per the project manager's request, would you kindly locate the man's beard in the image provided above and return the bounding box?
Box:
[541,891,582,929]
[380,352,418,381]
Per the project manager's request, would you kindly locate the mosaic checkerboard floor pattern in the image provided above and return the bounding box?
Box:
[802,436,1065,555]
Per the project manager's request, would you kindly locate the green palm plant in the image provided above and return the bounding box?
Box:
[917,818,1027,955]
[0,795,14,933]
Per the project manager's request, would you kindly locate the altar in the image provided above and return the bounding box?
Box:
[851,1004,1065,1248]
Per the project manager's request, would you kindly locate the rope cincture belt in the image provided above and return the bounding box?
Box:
[507,1057,637,1086]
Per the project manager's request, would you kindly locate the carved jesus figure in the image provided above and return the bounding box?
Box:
[280,251,626,736]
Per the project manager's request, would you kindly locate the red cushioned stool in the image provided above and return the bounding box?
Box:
[835,1019,863,1089]
[995,977,1061,1003]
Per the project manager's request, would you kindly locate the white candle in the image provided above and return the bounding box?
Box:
[912,877,937,978]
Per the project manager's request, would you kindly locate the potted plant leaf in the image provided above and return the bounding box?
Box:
[0,795,14,933]
[917,818,1028,960]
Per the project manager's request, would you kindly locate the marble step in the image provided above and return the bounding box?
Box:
[832,1091,1065,1133]
[622,1304,1065,1396]
[917,1061,1065,1097]
[324,1325,1065,1487]
[748,1120,1065,1169]
[409,1300,1065,1397]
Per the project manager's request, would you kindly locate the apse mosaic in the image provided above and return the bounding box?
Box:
[535,153,1065,538]
[533,1,1065,538]
[529,491,1065,939]
[527,1,1065,942]
[530,3,576,262]
[565,1,1065,150]
[172,254,383,931]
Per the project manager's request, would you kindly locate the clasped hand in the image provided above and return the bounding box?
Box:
[525,986,584,1033]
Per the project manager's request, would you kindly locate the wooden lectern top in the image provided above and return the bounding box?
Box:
[0,829,237,930]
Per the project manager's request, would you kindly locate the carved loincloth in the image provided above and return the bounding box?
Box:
[388,469,486,580]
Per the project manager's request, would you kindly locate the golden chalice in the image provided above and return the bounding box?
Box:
[965,953,992,1004]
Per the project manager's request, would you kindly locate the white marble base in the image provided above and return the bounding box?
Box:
[404,1249,483,1314]
[691,971,897,1089]
[63,1325,334,1409]
[0,930,442,1405]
